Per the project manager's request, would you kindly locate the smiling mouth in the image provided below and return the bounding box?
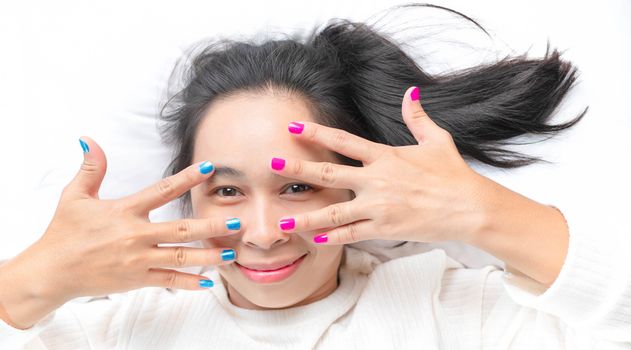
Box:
[236,253,308,271]
[235,254,308,283]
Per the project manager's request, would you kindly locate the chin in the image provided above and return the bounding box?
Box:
[217,246,344,309]
[225,274,315,309]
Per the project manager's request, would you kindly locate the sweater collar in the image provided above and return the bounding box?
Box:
[207,246,380,333]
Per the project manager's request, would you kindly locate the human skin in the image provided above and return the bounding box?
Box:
[0,144,241,329]
[189,90,350,309]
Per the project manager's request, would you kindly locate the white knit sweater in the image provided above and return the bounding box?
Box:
[1,203,630,349]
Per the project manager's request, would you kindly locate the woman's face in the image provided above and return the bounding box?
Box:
[190,90,350,310]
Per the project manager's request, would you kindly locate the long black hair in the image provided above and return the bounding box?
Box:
[160,3,587,216]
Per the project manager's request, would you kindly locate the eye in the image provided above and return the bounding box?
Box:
[282,183,313,195]
[214,187,243,197]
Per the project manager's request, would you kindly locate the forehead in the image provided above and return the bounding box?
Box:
[192,91,335,175]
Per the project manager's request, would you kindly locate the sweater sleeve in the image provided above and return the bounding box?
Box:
[0,292,133,349]
[481,202,631,347]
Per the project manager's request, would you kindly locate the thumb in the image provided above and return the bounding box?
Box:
[65,136,108,199]
[401,86,442,144]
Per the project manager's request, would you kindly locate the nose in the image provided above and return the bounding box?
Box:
[241,198,290,250]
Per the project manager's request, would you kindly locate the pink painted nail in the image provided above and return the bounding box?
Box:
[288,122,305,134]
[271,157,286,171]
[279,218,295,231]
[313,233,328,244]
[410,86,420,101]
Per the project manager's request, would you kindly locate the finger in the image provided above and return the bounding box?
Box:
[123,161,215,214]
[278,201,366,234]
[64,136,108,199]
[270,156,360,189]
[145,268,217,290]
[149,247,237,269]
[142,217,241,244]
[287,121,386,164]
[401,86,442,144]
[311,220,374,245]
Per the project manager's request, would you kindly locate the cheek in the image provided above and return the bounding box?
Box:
[313,243,342,258]
[306,245,344,278]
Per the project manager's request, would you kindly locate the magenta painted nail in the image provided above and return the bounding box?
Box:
[313,233,328,244]
[410,86,420,101]
[271,157,286,171]
[288,122,305,134]
[279,218,295,231]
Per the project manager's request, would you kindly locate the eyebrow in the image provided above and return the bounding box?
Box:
[211,166,246,179]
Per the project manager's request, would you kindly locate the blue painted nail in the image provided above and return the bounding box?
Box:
[226,218,241,230]
[199,161,214,175]
[221,249,236,261]
[199,279,214,288]
[79,139,89,153]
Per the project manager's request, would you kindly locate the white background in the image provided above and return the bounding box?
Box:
[0,1,629,259]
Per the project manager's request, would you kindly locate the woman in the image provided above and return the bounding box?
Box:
[1,6,630,349]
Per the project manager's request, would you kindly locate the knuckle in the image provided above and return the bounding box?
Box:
[301,213,311,231]
[348,223,359,242]
[172,247,188,267]
[328,205,343,226]
[120,229,140,249]
[206,219,218,236]
[164,270,179,289]
[122,252,145,268]
[410,110,429,121]
[438,128,453,141]
[156,177,176,200]
[319,162,336,185]
[373,198,388,211]
[110,200,131,216]
[374,201,391,220]
[80,161,100,174]
[332,130,349,150]
[342,223,359,243]
[369,176,389,191]
[174,220,192,243]
[292,159,304,176]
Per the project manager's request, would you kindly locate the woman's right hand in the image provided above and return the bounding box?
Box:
[0,137,238,329]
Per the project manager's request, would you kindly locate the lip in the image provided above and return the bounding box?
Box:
[236,254,307,284]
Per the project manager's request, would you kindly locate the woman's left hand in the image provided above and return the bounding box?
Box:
[270,86,492,245]
[272,85,570,286]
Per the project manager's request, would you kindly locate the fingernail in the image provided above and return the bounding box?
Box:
[279,217,295,231]
[79,139,90,153]
[199,161,214,174]
[288,122,305,134]
[221,249,236,261]
[199,279,214,288]
[313,233,328,244]
[226,218,241,230]
[271,157,286,171]
[410,86,420,101]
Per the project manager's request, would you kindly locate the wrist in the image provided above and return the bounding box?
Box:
[0,244,70,329]
[464,178,569,286]
[459,172,500,244]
